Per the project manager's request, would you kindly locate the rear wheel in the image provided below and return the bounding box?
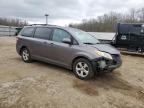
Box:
[137,47,143,53]
[21,48,32,63]
[73,58,94,80]
[137,47,142,53]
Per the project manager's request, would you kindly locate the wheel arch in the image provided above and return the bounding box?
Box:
[20,46,27,55]
[71,56,91,70]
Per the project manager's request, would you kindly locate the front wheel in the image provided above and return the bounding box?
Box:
[21,48,32,63]
[73,58,94,80]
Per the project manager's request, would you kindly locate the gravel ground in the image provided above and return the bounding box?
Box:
[0,37,144,108]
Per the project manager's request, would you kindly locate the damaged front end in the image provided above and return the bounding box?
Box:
[92,54,122,73]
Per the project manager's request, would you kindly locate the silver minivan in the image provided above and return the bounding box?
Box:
[16,25,122,80]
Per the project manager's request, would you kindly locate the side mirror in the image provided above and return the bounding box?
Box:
[62,38,72,44]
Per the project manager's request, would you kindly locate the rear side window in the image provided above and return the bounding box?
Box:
[34,27,52,40]
[52,29,71,43]
[21,27,34,37]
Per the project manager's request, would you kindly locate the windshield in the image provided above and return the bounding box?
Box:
[70,29,100,44]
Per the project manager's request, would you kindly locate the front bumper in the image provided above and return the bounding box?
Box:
[92,54,122,73]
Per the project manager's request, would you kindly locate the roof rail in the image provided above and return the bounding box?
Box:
[28,24,57,26]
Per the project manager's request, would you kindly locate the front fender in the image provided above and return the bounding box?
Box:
[73,52,98,61]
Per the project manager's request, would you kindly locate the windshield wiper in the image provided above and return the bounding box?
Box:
[83,42,100,45]
[83,42,94,45]
[96,42,101,44]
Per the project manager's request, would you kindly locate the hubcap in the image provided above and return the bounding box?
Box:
[22,49,29,61]
[138,47,142,53]
[75,62,89,77]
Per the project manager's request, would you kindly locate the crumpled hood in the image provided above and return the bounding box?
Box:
[90,44,120,54]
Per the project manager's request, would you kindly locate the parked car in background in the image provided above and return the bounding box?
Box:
[16,25,122,80]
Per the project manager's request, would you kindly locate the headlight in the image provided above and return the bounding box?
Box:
[96,50,113,60]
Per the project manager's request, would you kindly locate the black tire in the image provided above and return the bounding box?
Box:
[137,47,143,53]
[73,58,94,80]
[21,47,32,63]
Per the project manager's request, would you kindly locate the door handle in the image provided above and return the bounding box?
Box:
[50,43,54,45]
[43,42,47,44]
[43,41,54,45]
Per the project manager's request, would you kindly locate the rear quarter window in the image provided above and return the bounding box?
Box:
[20,27,34,37]
[34,27,52,40]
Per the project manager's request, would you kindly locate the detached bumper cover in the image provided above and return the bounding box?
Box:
[92,54,122,73]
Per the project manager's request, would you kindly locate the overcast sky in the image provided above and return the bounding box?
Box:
[0,0,144,26]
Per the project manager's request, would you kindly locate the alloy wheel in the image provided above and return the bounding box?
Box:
[75,62,89,78]
[22,49,29,61]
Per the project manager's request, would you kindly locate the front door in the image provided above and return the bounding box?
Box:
[50,28,74,67]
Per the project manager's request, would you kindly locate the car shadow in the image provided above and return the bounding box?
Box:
[32,59,75,78]
[73,72,144,102]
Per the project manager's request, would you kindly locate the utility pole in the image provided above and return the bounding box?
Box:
[45,14,49,25]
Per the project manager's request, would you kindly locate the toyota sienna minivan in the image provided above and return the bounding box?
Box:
[16,25,122,80]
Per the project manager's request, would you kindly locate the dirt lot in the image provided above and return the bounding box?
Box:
[0,37,144,108]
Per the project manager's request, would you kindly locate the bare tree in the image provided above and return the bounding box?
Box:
[69,7,144,32]
[0,17,28,27]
